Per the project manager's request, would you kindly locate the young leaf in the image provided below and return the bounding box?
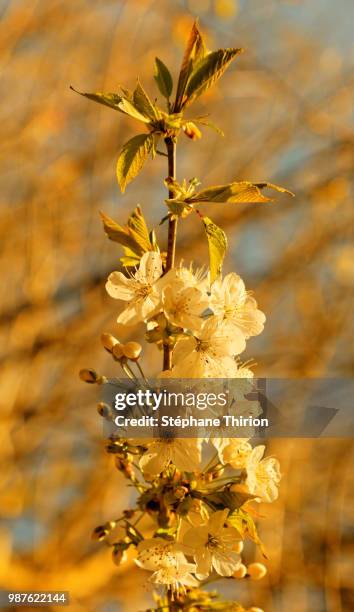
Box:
[202,216,227,283]
[70,87,123,110]
[174,20,206,112]
[99,211,141,252]
[70,86,150,123]
[189,181,294,204]
[120,249,141,267]
[183,47,243,108]
[133,81,159,121]
[127,205,153,252]
[100,207,158,267]
[116,133,154,192]
[254,182,295,196]
[154,58,173,99]
[118,97,153,123]
[228,508,268,558]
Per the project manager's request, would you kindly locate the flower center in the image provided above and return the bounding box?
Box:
[196,339,210,352]
[207,534,220,550]
[136,285,152,298]
[224,305,235,317]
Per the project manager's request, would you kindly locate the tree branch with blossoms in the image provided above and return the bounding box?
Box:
[74,20,293,612]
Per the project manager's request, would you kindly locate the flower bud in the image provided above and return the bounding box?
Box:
[115,456,135,479]
[122,341,142,360]
[123,509,136,519]
[79,368,104,384]
[91,525,109,541]
[101,333,119,353]
[248,608,264,612]
[233,563,247,579]
[112,343,125,361]
[106,521,116,531]
[183,121,202,140]
[97,402,112,418]
[233,540,244,554]
[106,440,123,454]
[112,545,128,566]
[247,562,267,580]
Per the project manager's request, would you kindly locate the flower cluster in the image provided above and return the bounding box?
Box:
[76,18,289,612]
[106,251,265,378]
[87,429,280,610]
[82,244,280,612]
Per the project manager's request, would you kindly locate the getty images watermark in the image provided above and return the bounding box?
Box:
[113,387,269,430]
[99,378,354,438]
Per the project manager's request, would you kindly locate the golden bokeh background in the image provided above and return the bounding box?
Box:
[0,0,353,610]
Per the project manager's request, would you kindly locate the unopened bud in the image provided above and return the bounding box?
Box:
[106,440,123,454]
[97,402,112,418]
[122,341,142,360]
[112,343,125,361]
[123,509,136,519]
[248,608,264,612]
[115,456,135,479]
[183,121,202,140]
[112,545,128,566]
[233,563,247,579]
[79,368,104,384]
[92,525,109,541]
[101,333,119,353]
[233,540,244,554]
[106,521,116,531]
[247,562,267,580]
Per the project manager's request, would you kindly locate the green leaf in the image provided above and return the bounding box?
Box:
[164,113,184,129]
[99,211,140,252]
[206,486,256,511]
[127,205,152,252]
[254,182,295,197]
[154,57,173,99]
[116,133,154,192]
[120,251,141,267]
[183,47,243,108]
[70,86,150,123]
[100,206,158,267]
[133,81,159,121]
[228,508,268,557]
[70,87,123,110]
[189,181,294,204]
[118,97,152,123]
[174,20,207,112]
[202,216,227,283]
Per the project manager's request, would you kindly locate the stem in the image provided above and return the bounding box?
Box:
[135,360,149,383]
[120,362,137,381]
[163,136,177,371]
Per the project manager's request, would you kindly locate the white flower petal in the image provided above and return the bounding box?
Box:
[105,271,135,300]
[136,251,163,284]
[116,302,141,325]
[212,551,241,576]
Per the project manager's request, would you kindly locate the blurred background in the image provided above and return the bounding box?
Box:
[0,0,353,610]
